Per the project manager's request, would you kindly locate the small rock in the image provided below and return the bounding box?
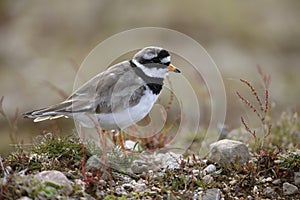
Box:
[201,188,221,200]
[122,183,133,192]
[156,152,181,170]
[115,186,127,196]
[148,190,157,197]
[207,139,250,165]
[111,172,133,183]
[133,183,147,193]
[85,155,101,171]
[74,179,86,191]
[99,179,106,187]
[203,164,216,175]
[263,187,276,197]
[131,160,149,174]
[133,159,147,165]
[229,179,237,185]
[202,175,214,184]
[124,140,141,151]
[292,149,300,156]
[294,172,300,186]
[247,196,254,200]
[192,169,199,176]
[272,179,281,185]
[252,185,259,194]
[274,159,284,164]
[36,170,73,195]
[151,186,161,193]
[261,177,273,183]
[283,182,298,195]
[17,197,32,200]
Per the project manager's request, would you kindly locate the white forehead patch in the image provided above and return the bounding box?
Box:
[143,53,157,60]
[160,56,170,64]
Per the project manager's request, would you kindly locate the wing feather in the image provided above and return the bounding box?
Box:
[24,61,146,120]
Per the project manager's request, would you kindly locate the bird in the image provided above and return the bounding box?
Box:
[24,46,181,155]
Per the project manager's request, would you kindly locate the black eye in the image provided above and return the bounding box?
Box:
[158,50,169,59]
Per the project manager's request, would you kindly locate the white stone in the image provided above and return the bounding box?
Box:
[272,179,281,185]
[201,188,221,200]
[133,183,147,193]
[283,182,298,195]
[192,169,199,176]
[252,185,259,194]
[295,172,300,186]
[203,164,216,175]
[263,187,276,197]
[122,183,133,191]
[124,140,141,151]
[202,175,214,184]
[36,170,73,195]
[207,139,250,165]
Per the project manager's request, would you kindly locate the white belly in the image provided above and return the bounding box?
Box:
[74,89,159,130]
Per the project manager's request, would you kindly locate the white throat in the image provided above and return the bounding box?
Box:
[132,59,169,78]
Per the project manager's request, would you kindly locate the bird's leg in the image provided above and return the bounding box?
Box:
[116,129,127,157]
[100,129,107,148]
[112,130,117,145]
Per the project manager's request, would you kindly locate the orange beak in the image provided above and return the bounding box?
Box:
[168,64,181,73]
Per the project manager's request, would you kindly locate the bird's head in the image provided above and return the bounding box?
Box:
[131,46,180,78]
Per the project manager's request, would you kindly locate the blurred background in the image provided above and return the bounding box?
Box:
[0,1,300,154]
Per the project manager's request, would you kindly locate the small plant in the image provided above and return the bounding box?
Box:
[272,111,300,148]
[0,96,20,145]
[236,66,272,152]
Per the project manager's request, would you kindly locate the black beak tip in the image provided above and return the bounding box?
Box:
[174,68,181,73]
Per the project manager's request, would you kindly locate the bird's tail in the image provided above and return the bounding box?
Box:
[23,101,72,122]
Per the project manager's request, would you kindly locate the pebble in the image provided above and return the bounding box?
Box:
[85,155,101,171]
[133,183,147,193]
[208,139,250,165]
[151,186,161,193]
[294,172,300,186]
[252,185,259,194]
[229,179,237,185]
[74,179,85,191]
[201,188,221,200]
[124,140,141,151]
[274,159,284,164]
[148,190,157,197]
[122,183,133,192]
[131,164,148,174]
[17,197,32,200]
[283,182,298,195]
[115,186,127,196]
[36,170,73,195]
[202,175,214,184]
[272,179,281,185]
[203,164,217,175]
[261,177,273,183]
[159,152,181,170]
[263,187,276,197]
[131,159,149,174]
[247,196,254,200]
[192,169,199,176]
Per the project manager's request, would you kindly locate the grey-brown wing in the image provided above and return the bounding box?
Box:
[24,61,146,121]
[66,61,145,114]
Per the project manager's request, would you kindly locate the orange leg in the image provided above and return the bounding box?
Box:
[112,130,117,145]
[117,130,127,157]
[99,129,108,163]
[100,129,107,148]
